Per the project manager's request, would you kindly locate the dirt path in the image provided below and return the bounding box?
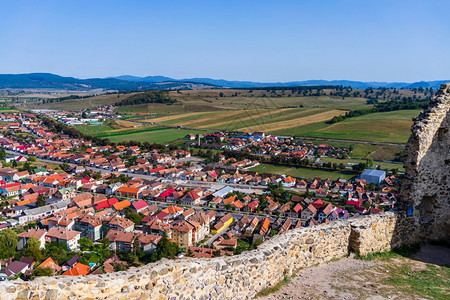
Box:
[259,245,450,300]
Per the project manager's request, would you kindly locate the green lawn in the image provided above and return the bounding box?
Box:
[319,157,404,171]
[77,123,209,144]
[96,127,208,144]
[76,125,117,135]
[249,164,355,180]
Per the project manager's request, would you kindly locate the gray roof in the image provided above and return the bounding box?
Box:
[361,169,386,177]
[212,186,234,198]
[24,199,71,216]
[11,205,30,211]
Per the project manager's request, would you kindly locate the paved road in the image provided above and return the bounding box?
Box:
[204,223,231,246]
[7,149,314,193]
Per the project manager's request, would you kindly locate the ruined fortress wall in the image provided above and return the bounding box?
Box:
[1,84,449,299]
[399,83,450,242]
[0,213,402,300]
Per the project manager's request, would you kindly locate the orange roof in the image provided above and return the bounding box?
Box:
[284,176,296,182]
[39,257,61,274]
[16,199,32,206]
[162,205,183,214]
[223,196,235,205]
[116,186,140,194]
[62,262,90,276]
[260,218,270,235]
[113,200,131,211]
[233,200,244,209]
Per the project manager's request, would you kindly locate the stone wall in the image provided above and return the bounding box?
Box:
[399,83,450,242]
[0,213,404,300]
[1,84,449,299]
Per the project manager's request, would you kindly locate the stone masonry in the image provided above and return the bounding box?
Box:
[0,84,449,299]
[399,83,450,242]
[0,213,403,300]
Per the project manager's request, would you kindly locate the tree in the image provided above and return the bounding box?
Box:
[25,236,40,249]
[185,248,195,258]
[43,242,69,265]
[36,194,46,207]
[0,148,6,160]
[0,229,17,259]
[60,162,69,171]
[212,249,221,257]
[125,208,143,225]
[22,237,43,262]
[79,237,93,251]
[113,262,128,272]
[363,201,371,209]
[366,158,374,168]
[92,238,111,262]
[21,161,33,174]
[153,232,179,261]
[31,267,53,278]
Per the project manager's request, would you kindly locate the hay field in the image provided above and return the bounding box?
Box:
[115,120,140,128]
[239,109,347,132]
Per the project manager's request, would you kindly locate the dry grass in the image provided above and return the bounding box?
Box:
[140,112,205,123]
[240,109,348,132]
[195,108,294,128]
[115,120,140,128]
[178,110,245,127]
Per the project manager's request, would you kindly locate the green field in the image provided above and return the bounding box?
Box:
[249,164,355,180]
[78,124,208,144]
[104,128,207,144]
[271,110,420,143]
[319,157,404,171]
[29,88,423,145]
[76,125,117,135]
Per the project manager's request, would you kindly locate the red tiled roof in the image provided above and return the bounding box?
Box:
[132,200,148,210]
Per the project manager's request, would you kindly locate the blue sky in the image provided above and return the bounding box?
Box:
[0,0,448,82]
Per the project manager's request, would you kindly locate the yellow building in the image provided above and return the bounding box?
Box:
[211,213,233,234]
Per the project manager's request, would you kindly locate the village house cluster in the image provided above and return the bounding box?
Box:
[185,131,349,159]
[0,113,398,280]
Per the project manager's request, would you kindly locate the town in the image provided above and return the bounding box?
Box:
[0,111,399,280]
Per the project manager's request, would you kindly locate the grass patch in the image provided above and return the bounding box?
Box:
[254,275,291,298]
[249,164,355,180]
[272,110,420,143]
[319,157,404,171]
[355,244,421,261]
[383,263,450,299]
[99,127,209,144]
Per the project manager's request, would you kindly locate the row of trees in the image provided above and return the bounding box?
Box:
[327,97,430,124]
[41,116,111,146]
[115,91,176,106]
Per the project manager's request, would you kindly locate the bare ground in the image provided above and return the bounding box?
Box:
[259,245,450,300]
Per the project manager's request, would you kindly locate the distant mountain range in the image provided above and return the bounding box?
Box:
[0,73,447,90]
[0,73,212,91]
[114,75,449,89]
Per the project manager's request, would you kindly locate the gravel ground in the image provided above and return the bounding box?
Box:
[259,245,450,300]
